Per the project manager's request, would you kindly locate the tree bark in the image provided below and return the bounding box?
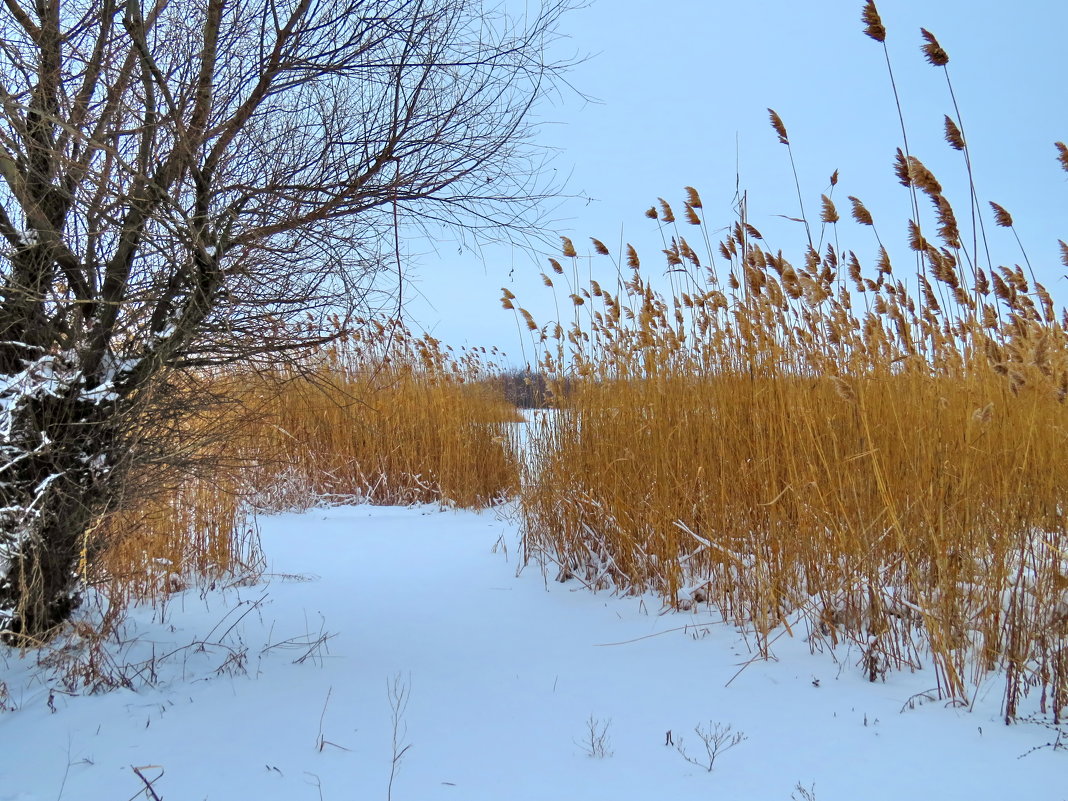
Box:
[0,387,119,637]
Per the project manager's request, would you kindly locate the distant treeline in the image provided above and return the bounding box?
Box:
[492,370,571,409]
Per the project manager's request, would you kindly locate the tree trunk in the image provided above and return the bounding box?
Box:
[0,387,117,640]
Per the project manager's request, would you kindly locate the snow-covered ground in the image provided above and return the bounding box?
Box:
[1,503,1064,800]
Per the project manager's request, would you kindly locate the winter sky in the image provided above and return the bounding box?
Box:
[405,0,1068,365]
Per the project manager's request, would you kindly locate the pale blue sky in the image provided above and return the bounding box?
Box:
[406,1,1068,365]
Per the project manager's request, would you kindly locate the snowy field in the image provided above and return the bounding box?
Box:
[0,503,1064,800]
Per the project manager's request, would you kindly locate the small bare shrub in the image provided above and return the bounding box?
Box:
[674,721,747,772]
[575,714,613,758]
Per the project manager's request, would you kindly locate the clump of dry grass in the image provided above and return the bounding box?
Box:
[515,3,1068,723]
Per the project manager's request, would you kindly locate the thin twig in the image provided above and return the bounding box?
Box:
[130,765,164,801]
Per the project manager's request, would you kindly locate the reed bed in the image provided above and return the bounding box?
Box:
[515,3,1068,722]
[58,317,518,670]
[232,318,521,512]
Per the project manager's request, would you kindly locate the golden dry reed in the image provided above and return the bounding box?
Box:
[515,4,1068,724]
[83,318,519,630]
[232,318,521,512]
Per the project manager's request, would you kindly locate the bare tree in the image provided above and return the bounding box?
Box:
[0,0,576,638]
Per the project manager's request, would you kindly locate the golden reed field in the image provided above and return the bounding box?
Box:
[67,321,519,676]
[75,3,1065,722]
[511,4,1068,722]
